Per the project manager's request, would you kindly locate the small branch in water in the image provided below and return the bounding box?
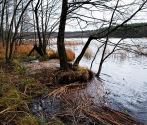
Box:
[90,42,105,71]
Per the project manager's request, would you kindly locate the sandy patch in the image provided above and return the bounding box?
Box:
[23,59,60,73]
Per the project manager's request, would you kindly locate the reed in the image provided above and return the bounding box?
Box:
[84,47,92,59]
[14,44,32,54]
[66,48,75,61]
[118,50,126,59]
[65,41,84,46]
[46,48,58,59]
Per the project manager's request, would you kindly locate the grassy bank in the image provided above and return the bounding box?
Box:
[0,60,47,125]
[0,43,145,125]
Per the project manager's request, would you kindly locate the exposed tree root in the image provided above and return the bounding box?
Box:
[55,66,93,84]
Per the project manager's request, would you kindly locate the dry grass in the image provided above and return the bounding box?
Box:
[0,43,38,60]
[84,47,92,59]
[46,48,58,59]
[46,48,75,61]
[65,41,84,46]
[112,50,126,60]
[66,49,75,61]
[14,44,32,54]
[47,40,84,46]
[118,50,126,59]
[54,66,93,84]
[14,44,36,60]
[0,61,47,124]
[104,47,111,55]
[47,82,87,98]
[0,43,5,59]
[136,46,147,55]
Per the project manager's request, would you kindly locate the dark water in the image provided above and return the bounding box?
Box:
[28,97,61,123]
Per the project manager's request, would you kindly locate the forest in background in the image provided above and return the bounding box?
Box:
[12,22,147,39]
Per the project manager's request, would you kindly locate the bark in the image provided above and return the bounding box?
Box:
[57,0,68,70]
[0,0,6,46]
[34,0,44,53]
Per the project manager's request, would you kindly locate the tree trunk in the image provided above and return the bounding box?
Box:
[73,36,93,66]
[57,0,68,70]
[34,0,44,55]
[0,0,6,46]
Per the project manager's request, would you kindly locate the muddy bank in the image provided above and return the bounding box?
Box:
[23,59,93,84]
[22,59,145,124]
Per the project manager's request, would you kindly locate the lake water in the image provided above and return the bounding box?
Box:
[31,38,147,124]
[64,38,147,123]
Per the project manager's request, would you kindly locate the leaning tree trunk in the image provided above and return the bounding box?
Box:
[57,0,68,70]
[73,36,93,66]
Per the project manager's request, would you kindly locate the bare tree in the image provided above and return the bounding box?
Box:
[2,0,33,62]
[0,0,7,46]
[57,0,108,70]
[57,0,68,70]
[71,0,147,77]
[28,0,61,56]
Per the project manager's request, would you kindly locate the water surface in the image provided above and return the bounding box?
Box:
[68,38,147,123]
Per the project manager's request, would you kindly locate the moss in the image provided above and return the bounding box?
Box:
[13,59,26,75]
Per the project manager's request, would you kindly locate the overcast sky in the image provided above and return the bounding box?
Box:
[65,0,147,31]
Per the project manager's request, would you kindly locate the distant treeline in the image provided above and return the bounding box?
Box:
[13,22,147,40]
[54,22,147,38]
[95,22,147,38]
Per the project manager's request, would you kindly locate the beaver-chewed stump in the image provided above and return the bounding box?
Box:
[56,67,93,84]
